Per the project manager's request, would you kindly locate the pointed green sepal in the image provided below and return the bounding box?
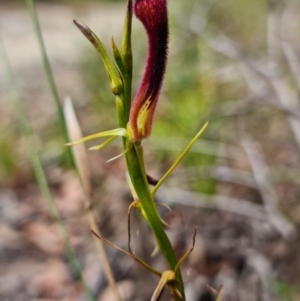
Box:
[65,128,128,146]
[74,20,123,95]
[106,145,132,163]
[152,121,209,196]
[89,136,117,151]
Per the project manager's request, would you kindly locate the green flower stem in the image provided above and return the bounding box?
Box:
[124,143,184,300]
[116,2,184,299]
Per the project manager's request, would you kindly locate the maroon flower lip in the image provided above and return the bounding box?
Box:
[128,0,169,141]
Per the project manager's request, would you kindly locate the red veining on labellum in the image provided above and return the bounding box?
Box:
[128,0,169,141]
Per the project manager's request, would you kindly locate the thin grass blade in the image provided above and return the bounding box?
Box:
[25,0,73,166]
[0,38,95,301]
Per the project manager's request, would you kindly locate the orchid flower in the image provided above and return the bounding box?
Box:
[127,0,169,141]
[65,1,209,300]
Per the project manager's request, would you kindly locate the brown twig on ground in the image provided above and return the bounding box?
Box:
[182,165,257,189]
[280,2,300,91]
[149,137,246,161]
[156,187,266,220]
[241,136,296,239]
[186,8,300,153]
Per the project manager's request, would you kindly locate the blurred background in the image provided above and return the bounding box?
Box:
[1,0,300,300]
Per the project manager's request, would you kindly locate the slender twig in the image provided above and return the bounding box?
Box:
[280,3,300,91]
[91,229,162,277]
[267,0,282,62]
[192,22,300,153]
[265,4,300,154]
[241,136,296,239]
[149,136,246,161]
[184,165,255,187]
[156,187,266,220]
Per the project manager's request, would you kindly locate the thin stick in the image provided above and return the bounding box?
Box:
[280,3,300,91]
[241,136,296,239]
[127,202,134,254]
[91,229,162,277]
[174,228,197,275]
[156,187,267,220]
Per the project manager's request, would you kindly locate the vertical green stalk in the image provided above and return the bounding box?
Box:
[25,0,73,166]
[0,39,95,301]
[126,144,185,300]
[117,1,185,299]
